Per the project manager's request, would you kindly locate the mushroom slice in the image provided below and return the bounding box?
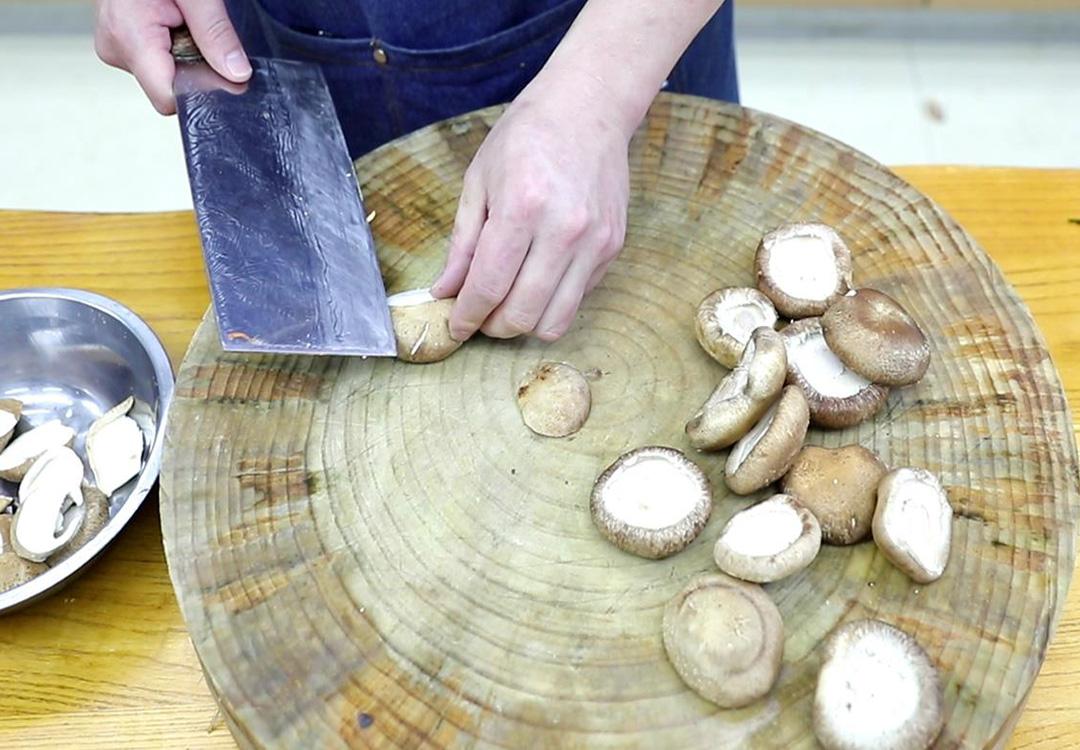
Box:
[781,318,889,428]
[814,619,944,750]
[662,572,784,708]
[0,398,21,452]
[591,446,711,559]
[782,445,887,545]
[713,493,822,583]
[873,468,952,583]
[0,495,12,513]
[387,288,463,364]
[11,446,86,563]
[516,362,591,438]
[0,516,47,593]
[686,327,787,451]
[51,486,111,564]
[755,223,853,319]
[725,385,810,496]
[694,287,779,368]
[87,397,144,498]
[822,289,931,386]
[0,419,77,482]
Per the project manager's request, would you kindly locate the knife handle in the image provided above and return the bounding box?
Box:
[170,24,204,64]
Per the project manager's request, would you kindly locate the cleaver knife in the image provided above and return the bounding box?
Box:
[170,27,396,356]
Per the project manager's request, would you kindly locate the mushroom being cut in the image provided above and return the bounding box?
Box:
[873,468,952,583]
[686,327,787,451]
[814,619,945,750]
[694,287,779,368]
[755,222,853,319]
[11,446,86,563]
[0,419,77,482]
[87,397,144,498]
[662,572,784,708]
[725,385,810,496]
[387,288,463,364]
[0,515,47,593]
[822,289,931,386]
[781,318,889,428]
[713,493,822,583]
[591,446,711,559]
[782,445,887,545]
[0,398,21,452]
[516,362,591,438]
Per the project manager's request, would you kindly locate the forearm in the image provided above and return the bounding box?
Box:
[521,0,726,137]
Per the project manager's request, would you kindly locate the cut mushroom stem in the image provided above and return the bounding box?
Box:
[686,327,787,451]
[11,446,86,563]
[781,317,889,428]
[725,385,810,495]
[713,494,822,583]
[387,288,463,364]
[516,362,592,438]
[662,572,784,708]
[694,287,779,368]
[0,398,21,452]
[87,396,144,497]
[0,419,77,482]
[814,619,945,750]
[591,446,711,559]
[755,223,853,318]
[873,468,952,583]
[782,445,887,546]
[822,289,931,386]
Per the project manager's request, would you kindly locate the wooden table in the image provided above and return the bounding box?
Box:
[0,166,1077,749]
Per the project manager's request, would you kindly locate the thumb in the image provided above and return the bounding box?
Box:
[176,0,251,82]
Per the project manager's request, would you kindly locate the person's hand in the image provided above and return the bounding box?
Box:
[431,76,632,342]
[94,0,252,114]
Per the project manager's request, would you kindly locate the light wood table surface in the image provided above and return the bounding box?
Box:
[0,166,1077,749]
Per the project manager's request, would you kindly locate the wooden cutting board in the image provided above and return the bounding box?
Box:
[160,94,1080,749]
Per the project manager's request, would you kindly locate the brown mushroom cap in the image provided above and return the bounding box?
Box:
[387,289,463,364]
[0,515,47,593]
[725,385,810,496]
[0,399,21,453]
[782,445,887,545]
[51,486,112,565]
[713,493,822,583]
[755,223,853,318]
[591,446,712,559]
[516,362,591,438]
[814,619,945,750]
[662,572,784,708]
[822,289,931,386]
[694,287,779,368]
[686,327,787,451]
[781,318,889,428]
[873,468,952,583]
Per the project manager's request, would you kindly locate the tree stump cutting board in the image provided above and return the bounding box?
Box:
[160,94,1080,749]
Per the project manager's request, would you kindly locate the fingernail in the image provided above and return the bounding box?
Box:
[225,51,252,79]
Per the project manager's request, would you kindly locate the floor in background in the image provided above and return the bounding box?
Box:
[0,6,1078,212]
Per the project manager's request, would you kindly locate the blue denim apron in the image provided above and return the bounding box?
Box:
[225,0,738,158]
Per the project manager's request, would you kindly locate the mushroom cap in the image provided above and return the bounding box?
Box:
[822,289,931,386]
[591,446,712,559]
[873,468,952,583]
[755,223,853,318]
[694,287,779,368]
[11,446,86,563]
[51,486,112,565]
[781,318,889,428]
[814,619,945,750]
[0,419,77,482]
[724,385,810,496]
[516,362,592,438]
[662,572,784,708]
[686,327,788,451]
[713,493,822,583]
[387,289,463,364]
[0,398,21,453]
[782,445,887,545]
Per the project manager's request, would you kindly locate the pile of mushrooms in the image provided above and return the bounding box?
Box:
[0,396,144,593]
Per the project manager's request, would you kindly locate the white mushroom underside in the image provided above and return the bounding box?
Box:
[89,415,144,496]
[767,233,838,300]
[722,500,803,557]
[714,302,773,344]
[727,400,779,473]
[789,331,871,398]
[817,630,923,745]
[387,288,437,307]
[600,455,704,530]
[0,420,76,471]
[0,411,16,436]
[884,474,951,577]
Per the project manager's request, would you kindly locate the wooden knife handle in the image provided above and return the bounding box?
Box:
[169,25,204,64]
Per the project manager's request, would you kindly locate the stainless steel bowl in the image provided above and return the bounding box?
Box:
[0,289,174,613]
